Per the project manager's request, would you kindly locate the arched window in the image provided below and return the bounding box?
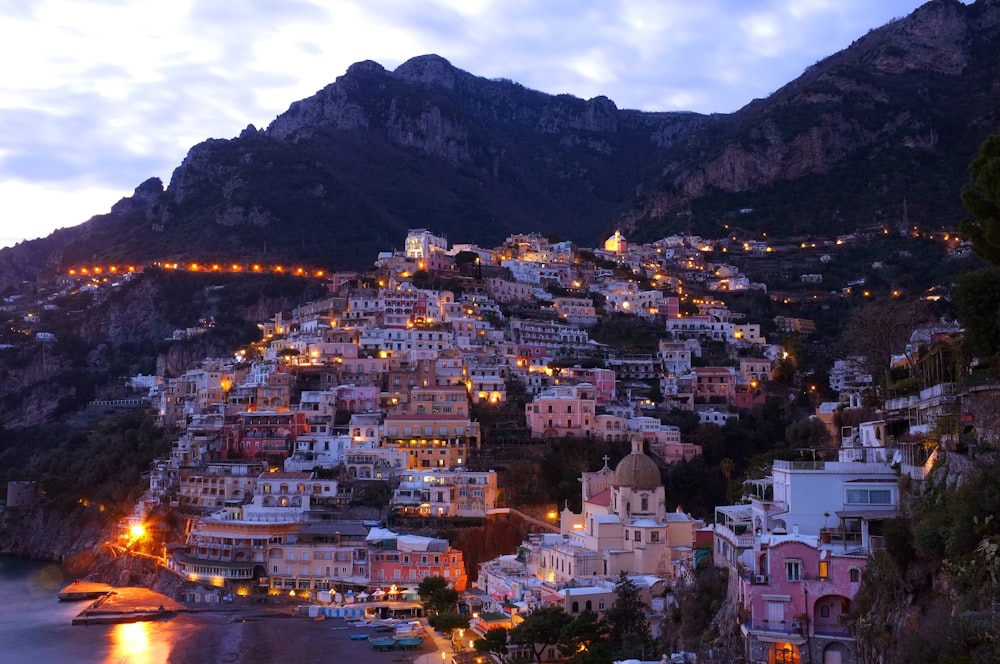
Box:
[585,600,592,611]
[571,601,579,613]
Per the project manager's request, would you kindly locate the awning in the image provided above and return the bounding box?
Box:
[835,509,899,520]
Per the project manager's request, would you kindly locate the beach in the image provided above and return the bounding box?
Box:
[166,608,444,664]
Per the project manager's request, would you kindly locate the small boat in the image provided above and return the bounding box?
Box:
[370,637,398,651]
[397,636,424,650]
[349,633,369,641]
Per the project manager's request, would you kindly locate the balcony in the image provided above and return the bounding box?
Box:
[744,620,804,637]
[714,522,755,548]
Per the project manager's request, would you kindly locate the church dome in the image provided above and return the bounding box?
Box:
[613,437,661,490]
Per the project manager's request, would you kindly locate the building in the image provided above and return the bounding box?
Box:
[177,461,266,512]
[713,451,903,664]
[525,383,597,439]
[367,528,468,591]
[405,229,448,259]
[381,413,481,469]
[549,437,703,582]
[390,468,499,517]
[224,411,309,460]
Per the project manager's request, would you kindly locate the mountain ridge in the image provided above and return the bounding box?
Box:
[1,0,998,290]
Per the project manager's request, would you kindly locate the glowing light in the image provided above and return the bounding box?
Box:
[129,524,146,539]
[109,622,165,663]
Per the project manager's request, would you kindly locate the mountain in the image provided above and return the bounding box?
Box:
[1,0,998,289]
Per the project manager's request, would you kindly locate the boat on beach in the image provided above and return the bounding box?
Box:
[397,636,424,650]
[370,637,398,651]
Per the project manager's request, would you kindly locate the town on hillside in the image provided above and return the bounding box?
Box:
[4,226,988,664]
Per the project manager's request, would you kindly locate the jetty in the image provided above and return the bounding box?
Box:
[58,580,114,601]
[70,586,185,625]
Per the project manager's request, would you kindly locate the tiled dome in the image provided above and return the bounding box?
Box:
[613,437,660,489]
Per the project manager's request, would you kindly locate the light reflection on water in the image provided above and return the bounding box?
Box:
[0,557,202,664]
[107,621,172,664]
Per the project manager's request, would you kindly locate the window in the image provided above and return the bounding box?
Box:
[820,604,830,618]
[634,531,642,543]
[818,560,829,580]
[850,568,861,583]
[846,488,892,504]
[785,559,802,581]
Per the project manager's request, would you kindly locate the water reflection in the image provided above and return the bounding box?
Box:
[107,621,170,664]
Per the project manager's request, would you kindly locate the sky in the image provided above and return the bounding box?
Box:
[0,0,940,250]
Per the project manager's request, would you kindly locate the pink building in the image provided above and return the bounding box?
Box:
[525,384,596,439]
[331,384,379,412]
[225,411,309,460]
[693,366,737,404]
[366,528,468,592]
[739,538,863,664]
[561,367,616,403]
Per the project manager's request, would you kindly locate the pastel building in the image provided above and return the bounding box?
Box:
[525,383,597,439]
[367,528,468,591]
[713,454,901,664]
[547,438,702,582]
[380,413,480,469]
[390,468,499,517]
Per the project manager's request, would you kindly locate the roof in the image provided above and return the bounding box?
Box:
[384,414,470,421]
[586,488,611,507]
[560,586,612,597]
[613,439,661,490]
[264,472,313,480]
[630,518,662,528]
[594,514,621,524]
[397,535,449,553]
[299,521,369,537]
[366,527,399,541]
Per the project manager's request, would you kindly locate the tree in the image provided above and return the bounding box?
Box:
[961,132,1000,266]
[604,572,655,660]
[842,298,931,399]
[428,611,470,633]
[559,610,611,663]
[417,576,459,615]
[509,606,573,663]
[953,268,1000,360]
[474,627,509,660]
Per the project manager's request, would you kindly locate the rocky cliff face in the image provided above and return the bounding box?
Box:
[621,0,1000,236]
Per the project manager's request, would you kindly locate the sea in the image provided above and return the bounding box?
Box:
[0,556,202,664]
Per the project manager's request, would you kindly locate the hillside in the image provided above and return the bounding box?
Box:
[1,0,998,290]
